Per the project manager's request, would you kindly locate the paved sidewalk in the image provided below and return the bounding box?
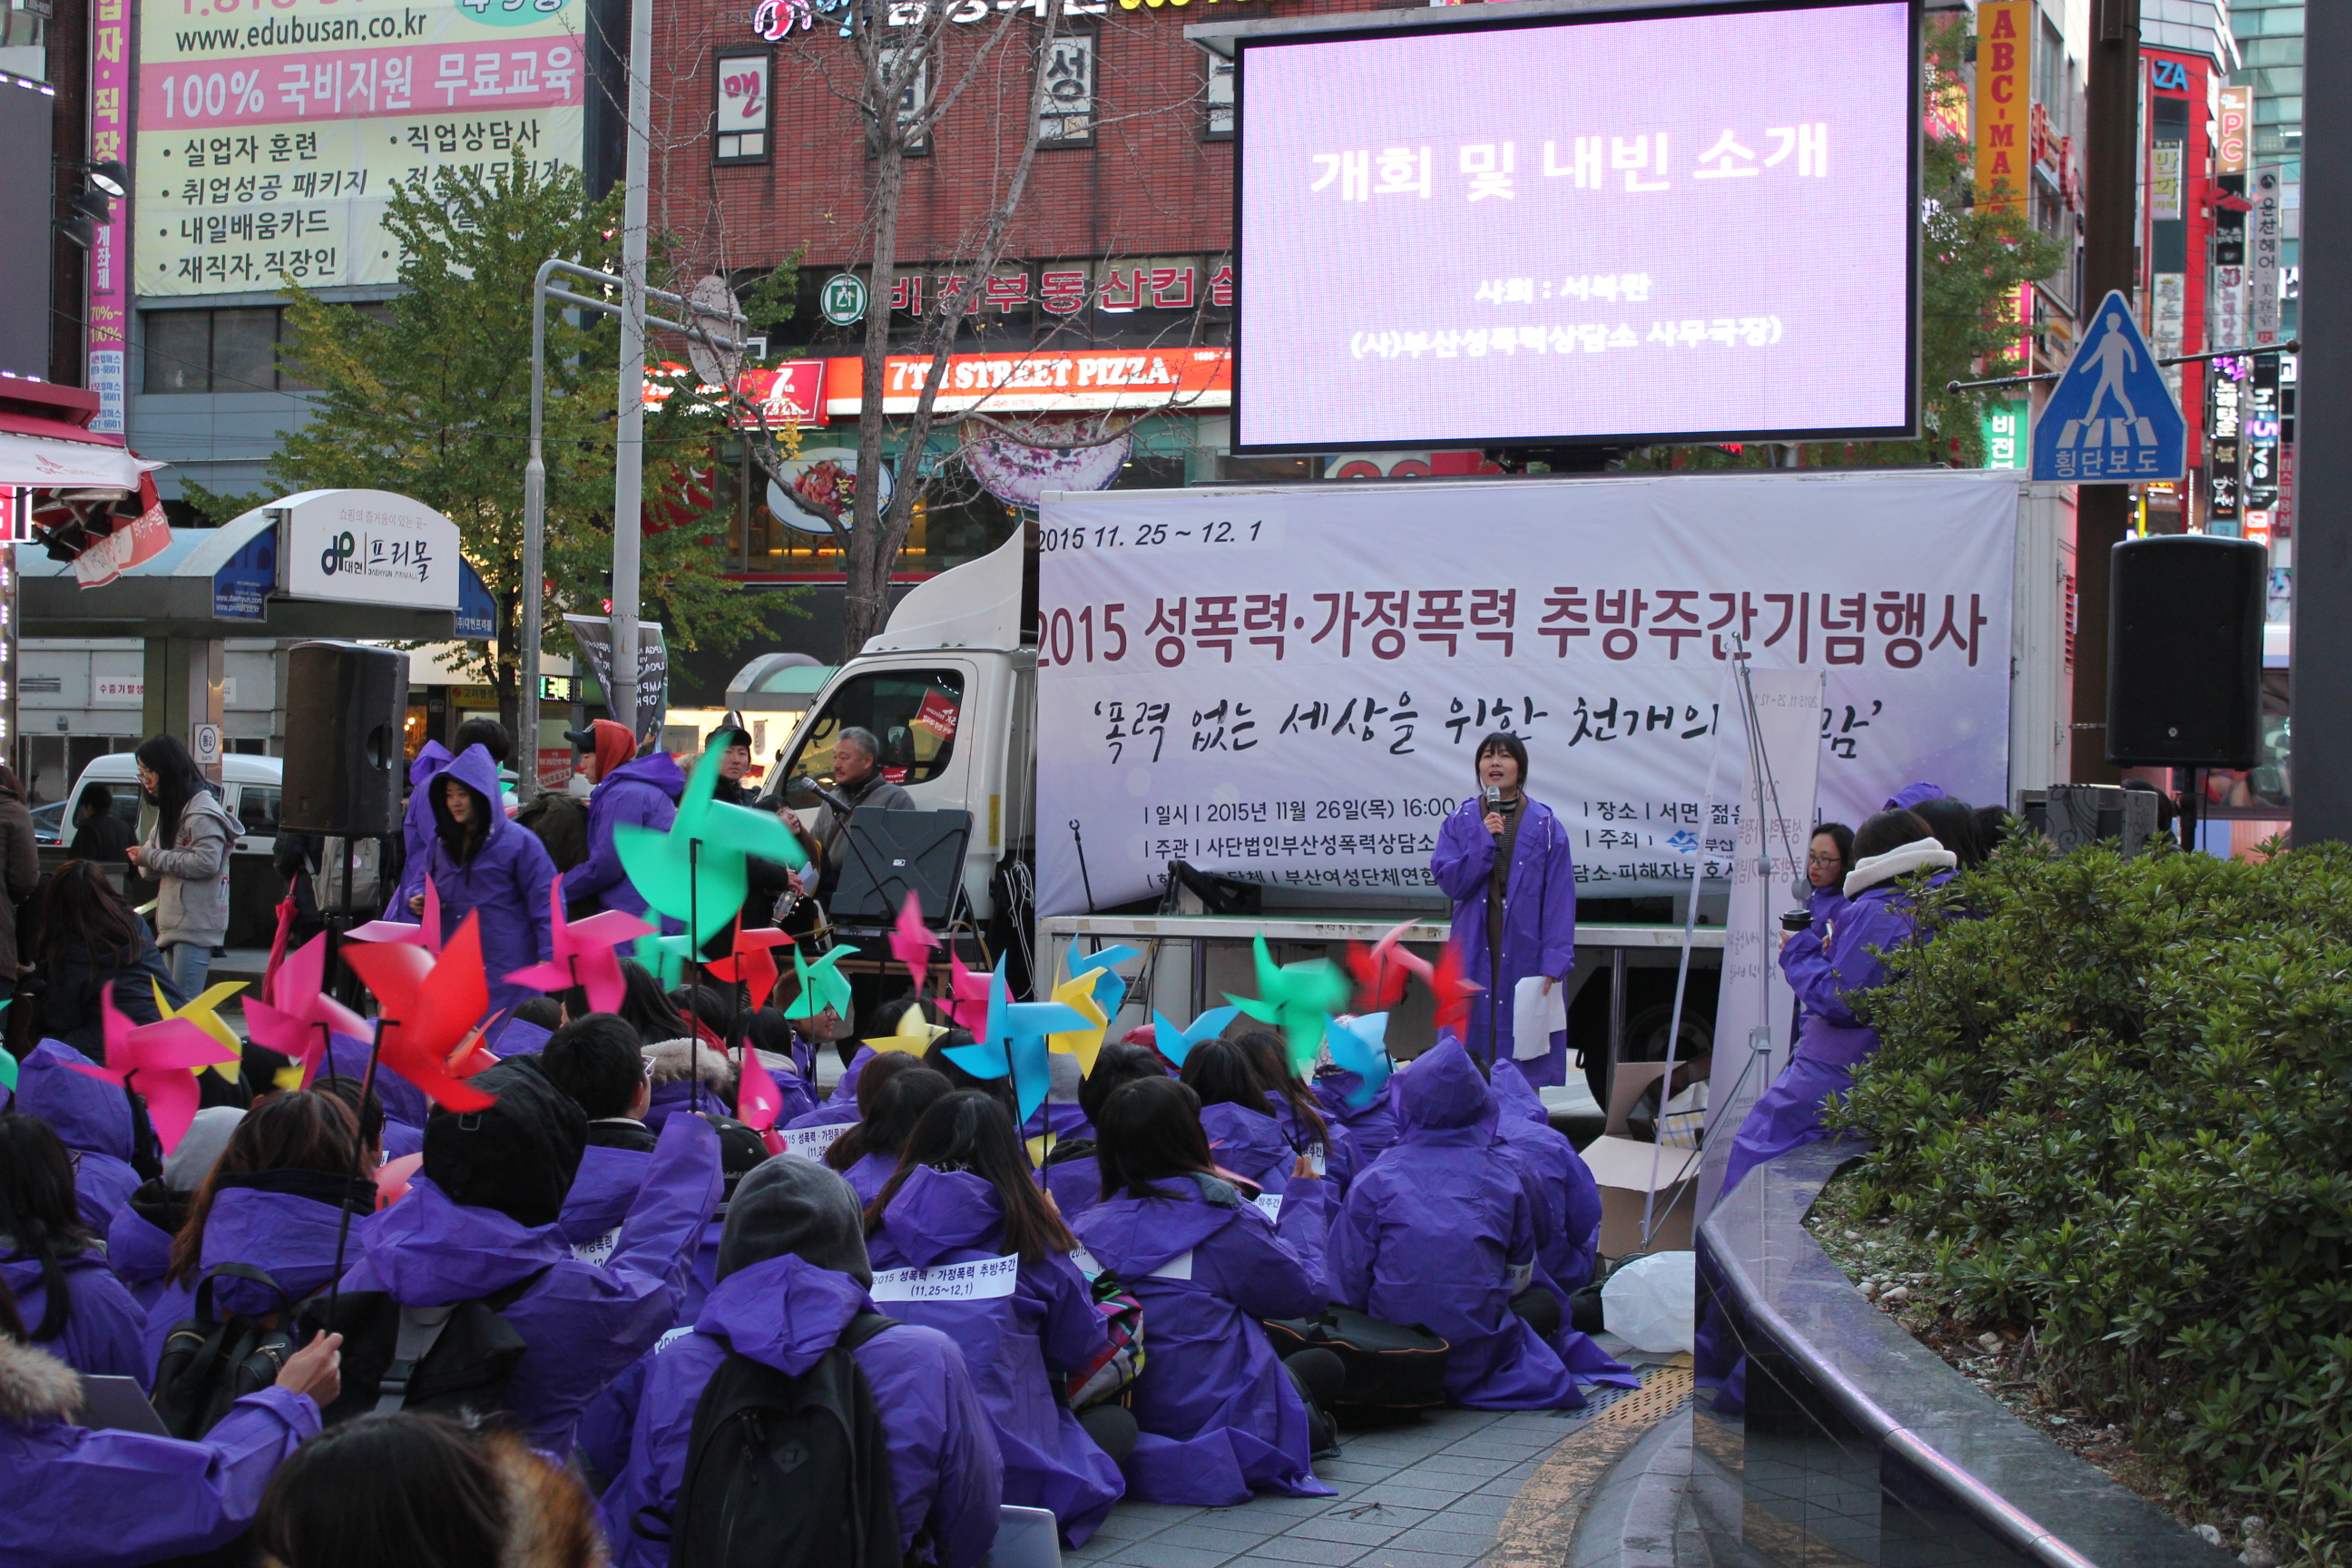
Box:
[1071,1364,1691,1568]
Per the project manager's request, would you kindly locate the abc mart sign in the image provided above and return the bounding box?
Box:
[271,488,462,612]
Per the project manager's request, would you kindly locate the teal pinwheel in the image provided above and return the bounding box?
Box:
[1151,1004,1240,1068]
[783,944,858,1024]
[943,958,1089,1123]
[1322,1012,1395,1109]
[1225,933,1351,1075]
[615,746,808,945]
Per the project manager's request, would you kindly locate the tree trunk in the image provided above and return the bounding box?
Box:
[843,121,908,661]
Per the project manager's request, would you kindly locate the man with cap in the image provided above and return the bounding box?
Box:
[598,1157,1003,1568]
[331,1059,720,1454]
[566,717,687,922]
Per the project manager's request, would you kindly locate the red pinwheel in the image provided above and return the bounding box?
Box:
[505,873,655,1013]
[1430,942,1485,1034]
[704,921,798,1013]
[342,912,498,1113]
[70,990,237,1153]
[890,891,941,992]
[1346,917,1434,1014]
[244,930,373,1083]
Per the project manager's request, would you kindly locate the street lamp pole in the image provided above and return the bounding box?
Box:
[611,0,656,752]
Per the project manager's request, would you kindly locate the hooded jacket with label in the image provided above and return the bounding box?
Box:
[413,744,557,1019]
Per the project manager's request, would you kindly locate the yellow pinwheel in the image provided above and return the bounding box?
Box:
[153,981,248,1082]
[864,1000,949,1056]
[1045,969,1110,1077]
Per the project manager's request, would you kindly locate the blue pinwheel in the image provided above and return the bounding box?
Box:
[1322,1012,1396,1109]
[942,959,1089,1123]
[1151,1004,1240,1068]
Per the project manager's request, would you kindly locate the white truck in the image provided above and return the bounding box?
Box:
[762,469,2078,1109]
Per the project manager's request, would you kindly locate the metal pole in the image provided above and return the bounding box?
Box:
[2295,4,2349,845]
[611,0,654,746]
[522,261,554,804]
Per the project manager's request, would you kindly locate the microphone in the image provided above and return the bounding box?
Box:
[796,774,855,817]
[1484,783,1503,832]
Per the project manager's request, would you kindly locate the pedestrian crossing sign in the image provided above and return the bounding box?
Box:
[2031,290,2185,483]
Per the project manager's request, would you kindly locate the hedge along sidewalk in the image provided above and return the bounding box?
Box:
[1835,836,2352,1566]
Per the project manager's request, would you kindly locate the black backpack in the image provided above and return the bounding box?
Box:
[1260,1306,1452,1410]
[649,1312,904,1568]
[299,1269,548,1428]
[152,1263,299,1439]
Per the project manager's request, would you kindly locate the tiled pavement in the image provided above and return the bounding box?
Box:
[1069,1389,1649,1568]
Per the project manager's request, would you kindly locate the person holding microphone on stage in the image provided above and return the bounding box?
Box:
[1430,734,1577,1089]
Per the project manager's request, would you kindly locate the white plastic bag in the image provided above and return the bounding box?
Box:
[1601,1250,1695,1354]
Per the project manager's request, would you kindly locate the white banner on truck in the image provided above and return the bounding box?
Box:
[1034,471,2018,917]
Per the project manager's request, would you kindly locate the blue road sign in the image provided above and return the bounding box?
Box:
[2032,290,2185,483]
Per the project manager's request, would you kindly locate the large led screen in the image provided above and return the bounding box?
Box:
[1234,0,1919,452]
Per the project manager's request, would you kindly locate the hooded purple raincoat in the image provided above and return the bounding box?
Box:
[784,1044,877,1132]
[557,1143,653,1265]
[1069,1172,1332,1506]
[334,1111,720,1453]
[0,1337,319,1568]
[104,1187,181,1310]
[868,1165,1123,1544]
[1430,796,1577,1088]
[13,1040,144,1231]
[1198,1102,1328,1284]
[2,1250,151,1387]
[1331,1037,1631,1410]
[139,1171,372,1372]
[570,752,686,920]
[413,745,556,1022]
[389,740,455,915]
[1313,1071,1402,1164]
[1041,1154,1102,1223]
[599,1251,1003,1568]
[1486,1057,1605,1295]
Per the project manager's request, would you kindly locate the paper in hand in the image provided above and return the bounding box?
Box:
[1512,975,1565,1061]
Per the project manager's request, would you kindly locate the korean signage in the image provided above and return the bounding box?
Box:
[1980,397,2024,470]
[1973,0,2031,213]
[2217,85,2250,176]
[273,488,460,609]
[642,360,828,426]
[877,258,1233,318]
[828,347,1230,416]
[1033,472,2018,915]
[2249,166,2284,349]
[2207,361,2241,532]
[713,50,769,161]
[134,0,586,296]
[87,0,131,432]
[2243,357,2280,540]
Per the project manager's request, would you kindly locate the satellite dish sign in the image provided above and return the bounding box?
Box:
[2032,290,2185,483]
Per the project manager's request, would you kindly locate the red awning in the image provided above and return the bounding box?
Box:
[0,379,163,491]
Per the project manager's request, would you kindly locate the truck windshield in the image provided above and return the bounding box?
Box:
[784,669,965,793]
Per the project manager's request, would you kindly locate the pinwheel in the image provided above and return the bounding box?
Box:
[782,944,858,1024]
[704,922,799,1013]
[942,959,1089,1123]
[505,873,656,1013]
[1065,945,1141,1024]
[1346,918,1432,1014]
[1150,1004,1240,1068]
[890,891,941,992]
[737,1046,789,1134]
[1430,941,1485,1034]
[1044,967,1110,1078]
[0,1002,13,1095]
[348,877,443,950]
[341,912,497,1113]
[1224,934,1352,1075]
[70,990,238,1152]
[152,981,248,1082]
[938,949,993,1031]
[1323,1012,1396,1109]
[864,1002,949,1057]
[632,932,691,989]
[614,746,808,945]
[243,931,373,1082]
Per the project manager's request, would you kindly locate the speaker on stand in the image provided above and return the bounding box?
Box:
[279,642,408,1008]
[2106,535,2268,853]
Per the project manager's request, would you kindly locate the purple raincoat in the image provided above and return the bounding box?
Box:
[1041,1154,1101,1223]
[414,745,556,1022]
[599,1252,1003,1568]
[139,1171,372,1371]
[1430,796,1577,1087]
[557,1143,652,1263]
[104,1184,183,1310]
[1313,1071,1402,1163]
[1486,1057,1605,1295]
[1267,1095,1361,1209]
[335,1111,720,1452]
[388,740,455,915]
[13,1040,143,1231]
[0,1338,319,1568]
[1720,859,1955,1198]
[1331,1037,1628,1410]
[843,1151,898,1207]
[1198,1102,1328,1286]
[869,1165,1123,1544]
[784,1044,876,1132]
[3,1250,151,1387]
[643,1077,730,1132]
[569,752,685,919]
[1070,1173,1332,1506]
[318,1032,431,1131]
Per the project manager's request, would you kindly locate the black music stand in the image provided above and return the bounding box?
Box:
[828,808,974,928]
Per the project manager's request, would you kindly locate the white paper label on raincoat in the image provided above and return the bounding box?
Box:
[869,1252,1021,1303]
[778,1124,841,1161]
[1147,1250,1195,1281]
[571,1226,622,1269]
[1252,1192,1283,1223]
[1070,1247,1103,1280]
[1508,1261,1534,1294]
[1514,975,1566,1061]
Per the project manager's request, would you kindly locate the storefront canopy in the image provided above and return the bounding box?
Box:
[0,379,163,491]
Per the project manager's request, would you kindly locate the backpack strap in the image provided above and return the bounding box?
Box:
[838,1311,899,1353]
[194,1261,292,1324]
[370,1268,549,1416]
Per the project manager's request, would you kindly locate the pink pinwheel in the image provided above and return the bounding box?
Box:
[71,990,238,1153]
[706,922,797,1013]
[243,930,373,1083]
[890,892,940,992]
[737,1047,788,1133]
[504,873,654,1014]
[348,877,444,950]
[343,913,497,1113]
[939,948,993,1030]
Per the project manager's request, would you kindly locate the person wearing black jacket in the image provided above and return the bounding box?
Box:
[701,725,795,959]
[34,859,183,1058]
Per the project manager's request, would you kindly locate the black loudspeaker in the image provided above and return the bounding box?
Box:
[2107,535,2267,768]
[828,809,973,926]
[280,641,406,837]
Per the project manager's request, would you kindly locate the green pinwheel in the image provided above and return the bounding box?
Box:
[1225,932,1351,1075]
[784,943,859,1023]
[614,747,809,945]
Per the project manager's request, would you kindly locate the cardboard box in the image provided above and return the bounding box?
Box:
[1579,1133,1699,1257]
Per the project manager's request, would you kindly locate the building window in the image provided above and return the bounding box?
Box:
[1039,30,1094,146]
[1204,53,1233,141]
[877,44,931,154]
[715,51,772,163]
[141,307,315,394]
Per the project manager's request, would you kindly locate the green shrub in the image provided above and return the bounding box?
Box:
[1834,836,2352,1563]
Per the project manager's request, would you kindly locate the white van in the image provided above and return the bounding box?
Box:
[57,752,285,858]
